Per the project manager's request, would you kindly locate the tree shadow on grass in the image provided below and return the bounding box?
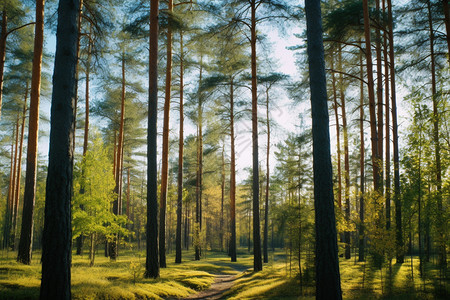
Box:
[0,284,39,300]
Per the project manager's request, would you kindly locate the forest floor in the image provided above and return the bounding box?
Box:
[0,247,448,299]
[180,261,249,300]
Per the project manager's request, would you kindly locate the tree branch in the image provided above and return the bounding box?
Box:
[326,68,368,85]
[5,22,36,39]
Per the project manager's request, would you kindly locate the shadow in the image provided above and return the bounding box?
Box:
[0,284,39,300]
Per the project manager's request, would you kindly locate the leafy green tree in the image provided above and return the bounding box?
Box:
[73,0,116,255]
[73,135,128,267]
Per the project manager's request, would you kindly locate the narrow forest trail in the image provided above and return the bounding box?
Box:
[180,260,250,300]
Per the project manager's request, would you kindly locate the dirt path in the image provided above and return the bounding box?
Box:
[183,274,238,300]
[182,262,249,300]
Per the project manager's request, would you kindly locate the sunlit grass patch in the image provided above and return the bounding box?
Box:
[70,254,215,299]
[339,255,449,299]
[229,278,283,299]
[224,262,302,300]
[0,249,219,300]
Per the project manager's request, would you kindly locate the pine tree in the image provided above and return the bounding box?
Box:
[17,0,45,265]
[40,0,79,298]
[145,0,160,279]
[305,0,342,298]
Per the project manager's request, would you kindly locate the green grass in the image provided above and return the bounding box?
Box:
[220,253,311,300]
[339,256,449,299]
[0,249,219,300]
[0,248,448,299]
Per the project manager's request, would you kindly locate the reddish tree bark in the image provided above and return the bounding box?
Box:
[250,0,262,272]
[160,0,173,268]
[175,31,185,264]
[229,78,237,262]
[363,0,380,191]
[358,50,365,262]
[18,0,45,264]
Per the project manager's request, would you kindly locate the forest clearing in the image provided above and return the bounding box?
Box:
[0,248,447,299]
[0,0,449,299]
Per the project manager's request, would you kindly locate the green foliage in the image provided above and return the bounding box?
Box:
[72,135,130,246]
[323,0,364,42]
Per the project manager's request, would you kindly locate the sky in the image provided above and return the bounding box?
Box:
[37,19,306,184]
[36,5,411,185]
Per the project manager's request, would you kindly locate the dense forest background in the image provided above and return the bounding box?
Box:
[0,0,448,299]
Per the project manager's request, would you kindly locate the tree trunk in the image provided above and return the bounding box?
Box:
[442,0,450,64]
[3,134,15,249]
[339,47,351,260]
[418,137,423,277]
[113,130,117,178]
[376,0,384,194]
[110,52,126,261]
[358,50,365,262]
[363,0,380,192]
[386,0,403,264]
[195,60,204,261]
[428,0,446,270]
[126,168,130,218]
[305,0,342,298]
[18,0,45,265]
[331,55,342,209]
[250,0,262,272]
[263,88,270,264]
[76,20,89,256]
[82,26,91,156]
[39,0,78,298]
[220,144,225,252]
[13,85,28,250]
[185,206,189,250]
[10,116,19,249]
[10,86,28,251]
[72,0,83,155]
[383,4,391,230]
[89,233,96,267]
[0,10,6,119]
[175,31,184,264]
[229,78,237,262]
[145,0,160,279]
[159,0,173,268]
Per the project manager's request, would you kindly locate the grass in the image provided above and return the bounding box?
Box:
[339,256,449,299]
[0,248,448,299]
[221,253,311,300]
[0,248,220,300]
